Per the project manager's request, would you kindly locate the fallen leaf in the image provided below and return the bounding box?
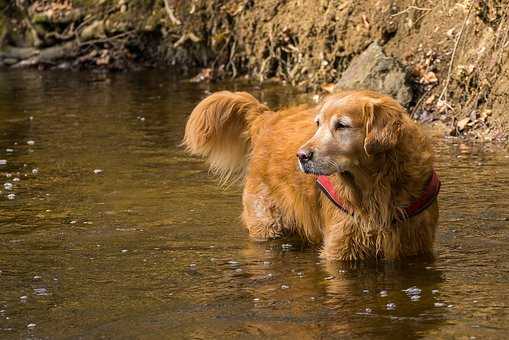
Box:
[457,117,470,131]
[320,83,335,93]
[189,68,213,83]
[420,71,438,84]
[424,94,436,106]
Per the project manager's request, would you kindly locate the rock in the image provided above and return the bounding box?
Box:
[334,42,413,107]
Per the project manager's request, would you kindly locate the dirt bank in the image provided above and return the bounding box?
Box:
[1,1,508,142]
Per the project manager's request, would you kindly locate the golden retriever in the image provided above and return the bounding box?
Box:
[183,90,440,261]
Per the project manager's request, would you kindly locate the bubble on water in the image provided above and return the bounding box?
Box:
[253,298,260,302]
[93,169,103,174]
[447,304,454,308]
[121,249,128,253]
[363,289,369,294]
[434,302,446,307]
[33,275,42,281]
[7,193,15,200]
[20,295,28,302]
[263,261,270,266]
[5,173,11,178]
[403,286,422,296]
[386,302,396,310]
[297,272,304,277]
[32,168,39,174]
[33,288,49,296]
[324,276,335,280]
[27,323,36,328]
[3,182,13,190]
[410,295,421,301]
[0,160,7,165]
[365,308,372,313]
[281,243,292,250]
[12,177,20,182]
[266,273,273,278]
[380,290,388,297]
[235,268,243,273]
[228,260,240,266]
[26,140,35,145]
[281,284,289,289]
[310,296,315,301]
[69,220,77,224]
[189,263,196,267]
[5,148,13,153]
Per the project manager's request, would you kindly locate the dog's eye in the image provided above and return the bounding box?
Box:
[335,121,350,129]
[316,120,320,127]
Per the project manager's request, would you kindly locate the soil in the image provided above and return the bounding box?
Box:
[0,0,508,143]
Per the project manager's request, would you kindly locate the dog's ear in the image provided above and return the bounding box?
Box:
[363,98,403,156]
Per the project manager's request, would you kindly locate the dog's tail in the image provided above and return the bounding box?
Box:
[182,91,269,184]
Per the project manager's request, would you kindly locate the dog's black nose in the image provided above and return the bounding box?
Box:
[297,149,313,162]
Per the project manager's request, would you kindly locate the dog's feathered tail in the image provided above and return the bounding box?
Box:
[182,91,269,185]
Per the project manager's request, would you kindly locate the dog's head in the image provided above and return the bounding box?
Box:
[297,91,404,175]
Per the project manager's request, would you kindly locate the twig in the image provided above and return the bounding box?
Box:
[163,0,181,26]
[173,32,201,48]
[438,2,474,106]
[391,6,432,17]
[228,39,237,78]
[79,31,134,47]
[411,85,436,117]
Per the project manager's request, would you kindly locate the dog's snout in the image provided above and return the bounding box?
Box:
[297,149,313,162]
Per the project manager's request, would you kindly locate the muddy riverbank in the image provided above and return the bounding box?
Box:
[1,1,508,142]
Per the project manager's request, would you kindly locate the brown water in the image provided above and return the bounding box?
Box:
[0,70,508,339]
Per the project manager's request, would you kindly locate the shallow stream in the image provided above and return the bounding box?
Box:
[0,70,508,339]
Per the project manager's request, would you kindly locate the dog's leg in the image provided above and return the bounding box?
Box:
[321,222,375,261]
[241,180,285,241]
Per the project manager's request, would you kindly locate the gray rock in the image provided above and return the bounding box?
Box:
[334,42,413,107]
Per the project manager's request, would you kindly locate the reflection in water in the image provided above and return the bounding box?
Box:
[0,70,508,339]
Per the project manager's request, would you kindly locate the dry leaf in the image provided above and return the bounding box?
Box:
[424,94,436,106]
[420,71,438,84]
[457,117,470,131]
[320,83,335,93]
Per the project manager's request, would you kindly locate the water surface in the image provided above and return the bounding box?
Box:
[0,70,508,339]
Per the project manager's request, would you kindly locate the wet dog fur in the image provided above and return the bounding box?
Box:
[183,90,438,261]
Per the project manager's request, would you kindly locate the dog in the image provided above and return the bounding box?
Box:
[183,90,440,261]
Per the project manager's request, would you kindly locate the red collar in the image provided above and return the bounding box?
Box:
[316,170,441,220]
